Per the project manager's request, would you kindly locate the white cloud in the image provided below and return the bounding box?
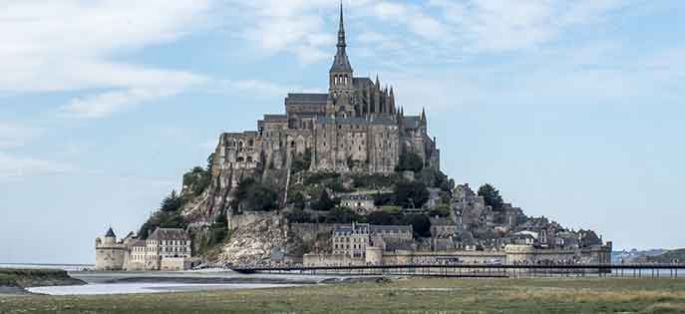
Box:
[0,123,42,149]
[0,152,75,181]
[226,0,335,63]
[212,79,323,98]
[371,2,448,41]
[61,88,179,119]
[428,0,628,53]
[0,0,212,118]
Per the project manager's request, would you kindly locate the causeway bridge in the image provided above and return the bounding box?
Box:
[231,264,685,279]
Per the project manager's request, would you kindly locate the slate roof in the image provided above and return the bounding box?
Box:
[370,225,413,233]
[340,194,374,201]
[384,239,414,251]
[263,114,288,122]
[402,116,421,129]
[130,240,146,247]
[315,116,396,126]
[105,227,116,238]
[353,77,373,88]
[147,228,190,241]
[335,223,370,235]
[286,93,329,104]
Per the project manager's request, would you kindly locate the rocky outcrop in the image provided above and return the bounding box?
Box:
[218,212,301,265]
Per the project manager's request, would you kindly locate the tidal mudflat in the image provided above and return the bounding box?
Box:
[3,277,685,313]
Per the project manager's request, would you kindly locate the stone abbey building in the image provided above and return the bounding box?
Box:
[212,6,440,179]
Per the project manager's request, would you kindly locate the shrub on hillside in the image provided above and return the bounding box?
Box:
[477,184,504,211]
[230,178,279,212]
[352,173,402,189]
[395,152,424,172]
[286,209,315,223]
[324,207,364,224]
[311,190,339,211]
[394,181,430,208]
[402,214,432,237]
[183,166,211,196]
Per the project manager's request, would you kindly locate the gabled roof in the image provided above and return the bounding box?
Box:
[402,116,421,129]
[286,93,329,104]
[315,116,396,126]
[371,225,413,233]
[263,114,288,122]
[353,77,373,88]
[147,228,189,241]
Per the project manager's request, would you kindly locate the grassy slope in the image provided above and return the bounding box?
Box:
[2,278,685,313]
[0,269,85,288]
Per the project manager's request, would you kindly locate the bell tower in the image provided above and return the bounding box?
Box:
[328,2,354,117]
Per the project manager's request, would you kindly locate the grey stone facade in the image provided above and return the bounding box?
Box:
[212,6,440,178]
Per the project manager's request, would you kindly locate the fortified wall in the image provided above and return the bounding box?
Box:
[304,243,612,267]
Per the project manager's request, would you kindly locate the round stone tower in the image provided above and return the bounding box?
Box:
[95,227,127,271]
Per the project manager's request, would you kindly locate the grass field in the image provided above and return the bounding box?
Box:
[2,277,685,313]
[0,269,84,288]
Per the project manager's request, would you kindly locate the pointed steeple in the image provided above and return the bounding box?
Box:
[330,1,352,74]
[375,74,380,87]
[337,1,346,48]
[420,107,427,124]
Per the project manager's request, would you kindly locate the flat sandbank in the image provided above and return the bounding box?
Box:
[2,277,685,313]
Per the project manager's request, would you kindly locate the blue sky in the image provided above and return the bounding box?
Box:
[1,0,683,264]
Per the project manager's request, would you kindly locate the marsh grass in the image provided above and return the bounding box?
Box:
[0,269,84,288]
[2,277,685,313]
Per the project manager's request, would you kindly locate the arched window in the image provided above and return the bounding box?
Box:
[236,157,245,162]
[246,156,253,163]
[248,139,254,147]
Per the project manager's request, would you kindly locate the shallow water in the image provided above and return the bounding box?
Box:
[27,282,298,295]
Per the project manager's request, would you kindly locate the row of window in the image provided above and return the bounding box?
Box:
[334,244,366,249]
[161,240,190,245]
[332,75,350,85]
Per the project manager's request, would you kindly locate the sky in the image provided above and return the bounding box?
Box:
[1,0,684,264]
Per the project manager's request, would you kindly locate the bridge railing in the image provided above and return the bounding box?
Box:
[229,263,685,278]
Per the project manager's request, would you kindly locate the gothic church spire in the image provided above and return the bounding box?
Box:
[330,1,353,73]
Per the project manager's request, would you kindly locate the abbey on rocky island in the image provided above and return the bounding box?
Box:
[211,5,439,180]
[111,5,612,270]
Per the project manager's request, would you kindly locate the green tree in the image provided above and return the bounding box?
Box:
[286,209,314,223]
[207,152,215,171]
[138,210,187,239]
[428,204,451,218]
[373,193,395,206]
[231,178,279,211]
[291,149,312,174]
[324,207,363,224]
[367,211,401,225]
[160,190,183,212]
[290,192,306,210]
[477,184,504,211]
[395,152,424,172]
[394,181,430,208]
[183,166,211,196]
[402,214,432,237]
[312,190,338,211]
